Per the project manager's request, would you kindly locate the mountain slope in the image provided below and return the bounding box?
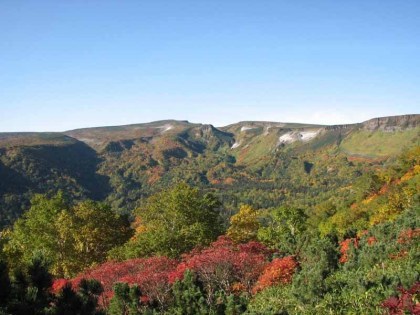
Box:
[0,138,110,226]
[0,114,418,227]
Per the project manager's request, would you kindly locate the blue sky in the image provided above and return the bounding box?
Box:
[1,1,419,131]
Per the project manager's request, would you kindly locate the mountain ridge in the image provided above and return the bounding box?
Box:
[0,114,417,150]
[1,114,418,137]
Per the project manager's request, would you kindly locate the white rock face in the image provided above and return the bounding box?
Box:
[163,125,173,132]
[231,142,241,149]
[157,124,173,133]
[299,131,319,141]
[279,129,321,144]
[241,126,255,132]
[279,132,295,143]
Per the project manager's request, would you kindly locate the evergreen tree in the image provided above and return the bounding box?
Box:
[51,279,105,315]
[108,282,142,315]
[291,237,340,310]
[170,270,208,315]
[0,260,11,313]
[6,255,53,315]
[257,206,307,254]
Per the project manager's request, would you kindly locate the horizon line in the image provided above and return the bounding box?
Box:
[0,113,418,133]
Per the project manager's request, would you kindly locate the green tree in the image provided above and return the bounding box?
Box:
[291,237,340,310]
[4,193,132,277]
[6,255,53,315]
[108,282,142,315]
[0,260,11,312]
[225,293,248,315]
[119,183,223,258]
[257,206,307,254]
[52,279,105,315]
[170,270,208,315]
[227,205,260,243]
[246,284,294,315]
[4,193,70,276]
[353,172,383,201]
[0,257,104,315]
[65,200,133,274]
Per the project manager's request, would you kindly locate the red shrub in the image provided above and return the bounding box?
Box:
[397,228,420,244]
[367,236,377,246]
[339,238,358,263]
[252,256,298,293]
[70,237,272,308]
[381,282,420,314]
[389,250,409,260]
[51,278,70,294]
[71,256,178,307]
[170,236,270,296]
[119,256,178,307]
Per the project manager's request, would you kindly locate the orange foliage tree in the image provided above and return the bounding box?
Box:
[252,256,298,293]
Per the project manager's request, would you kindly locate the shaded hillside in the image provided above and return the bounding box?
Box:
[0,140,110,226]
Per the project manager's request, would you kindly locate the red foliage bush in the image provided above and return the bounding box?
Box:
[252,256,298,293]
[339,238,358,263]
[397,228,420,244]
[69,237,272,309]
[51,278,70,294]
[381,282,420,314]
[389,250,409,261]
[71,256,178,307]
[169,236,270,296]
[367,236,377,246]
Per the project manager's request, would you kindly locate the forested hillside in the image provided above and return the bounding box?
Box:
[0,114,419,314]
[0,115,418,227]
[0,140,418,314]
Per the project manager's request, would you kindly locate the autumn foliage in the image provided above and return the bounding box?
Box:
[381,282,420,315]
[71,256,178,307]
[69,238,277,310]
[339,238,358,263]
[170,236,270,295]
[252,256,298,293]
[51,278,70,294]
[397,228,420,244]
[227,205,260,243]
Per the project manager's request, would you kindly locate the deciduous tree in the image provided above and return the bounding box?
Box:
[119,183,223,258]
[4,193,132,277]
[227,205,260,244]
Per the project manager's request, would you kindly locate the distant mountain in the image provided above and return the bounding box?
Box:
[0,114,418,227]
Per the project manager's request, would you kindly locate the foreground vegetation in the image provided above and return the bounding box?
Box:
[0,146,419,314]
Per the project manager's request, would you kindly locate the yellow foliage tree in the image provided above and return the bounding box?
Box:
[4,194,132,278]
[227,205,260,243]
[370,185,416,226]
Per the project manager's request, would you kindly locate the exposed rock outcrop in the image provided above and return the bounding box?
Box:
[362,114,419,131]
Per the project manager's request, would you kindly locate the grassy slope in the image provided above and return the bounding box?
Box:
[0,133,77,148]
[340,127,420,157]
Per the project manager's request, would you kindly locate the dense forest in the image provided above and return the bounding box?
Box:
[0,115,419,314]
